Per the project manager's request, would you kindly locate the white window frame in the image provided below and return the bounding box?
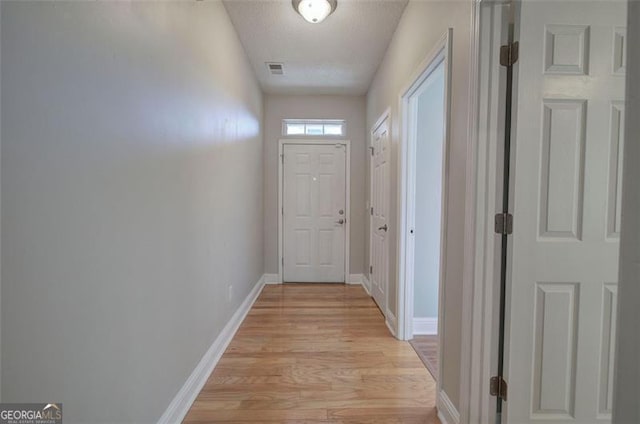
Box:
[282,119,347,138]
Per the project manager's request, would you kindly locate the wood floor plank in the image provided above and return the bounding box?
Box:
[183,284,440,423]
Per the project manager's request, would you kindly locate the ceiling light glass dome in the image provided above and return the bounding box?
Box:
[293,0,337,24]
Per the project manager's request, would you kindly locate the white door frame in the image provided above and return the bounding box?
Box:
[278,139,351,283]
[397,29,453,351]
[369,108,391,313]
[614,2,640,421]
[460,1,514,423]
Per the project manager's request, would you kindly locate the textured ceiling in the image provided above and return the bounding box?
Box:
[222,0,408,95]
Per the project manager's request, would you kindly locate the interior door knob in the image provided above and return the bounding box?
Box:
[336,219,345,225]
[378,224,388,232]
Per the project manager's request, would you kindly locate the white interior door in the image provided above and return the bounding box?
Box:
[507,2,626,423]
[283,143,347,283]
[370,118,390,311]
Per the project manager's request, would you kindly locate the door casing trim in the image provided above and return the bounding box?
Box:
[396,30,453,389]
[461,2,514,423]
[278,139,351,284]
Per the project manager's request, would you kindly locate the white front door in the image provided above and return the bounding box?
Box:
[507,2,625,423]
[371,117,390,311]
[283,144,347,283]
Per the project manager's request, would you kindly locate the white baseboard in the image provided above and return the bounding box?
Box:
[348,273,372,297]
[263,273,281,285]
[437,389,461,424]
[157,275,266,424]
[347,273,363,285]
[413,317,438,335]
[385,309,398,337]
[361,274,371,295]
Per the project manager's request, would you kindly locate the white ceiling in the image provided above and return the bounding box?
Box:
[222,0,408,95]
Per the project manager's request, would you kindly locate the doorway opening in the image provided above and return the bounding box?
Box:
[278,140,351,283]
[398,30,452,385]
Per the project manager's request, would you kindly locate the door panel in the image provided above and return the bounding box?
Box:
[283,144,346,283]
[539,99,586,240]
[507,2,625,423]
[371,118,390,311]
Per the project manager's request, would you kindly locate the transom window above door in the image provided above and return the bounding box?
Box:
[282,119,346,137]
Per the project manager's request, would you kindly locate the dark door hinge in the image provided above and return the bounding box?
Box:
[500,41,519,67]
[490,376,508,401]
[495,213,513,235]
[369,146,375,156]
[370,265,373,274]
[370,207,374,216]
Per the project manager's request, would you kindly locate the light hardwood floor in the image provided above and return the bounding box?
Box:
[184,284,440,423]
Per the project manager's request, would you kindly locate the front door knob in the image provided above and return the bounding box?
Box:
[378,224,388,232]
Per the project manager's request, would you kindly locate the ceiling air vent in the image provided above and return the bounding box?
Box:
[266,62,284,76]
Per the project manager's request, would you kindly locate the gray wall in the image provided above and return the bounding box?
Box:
[0,2,263,422]
[263,94,367,276]
[613,1,639,422]
[413,64,445,319]
[366,0,473,410]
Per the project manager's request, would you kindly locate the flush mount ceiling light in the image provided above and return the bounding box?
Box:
[292,0,337,24]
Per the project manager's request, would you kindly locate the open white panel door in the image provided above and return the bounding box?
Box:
[507,2,626,423]
[283,144,347,283]
[371,118,390,312]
